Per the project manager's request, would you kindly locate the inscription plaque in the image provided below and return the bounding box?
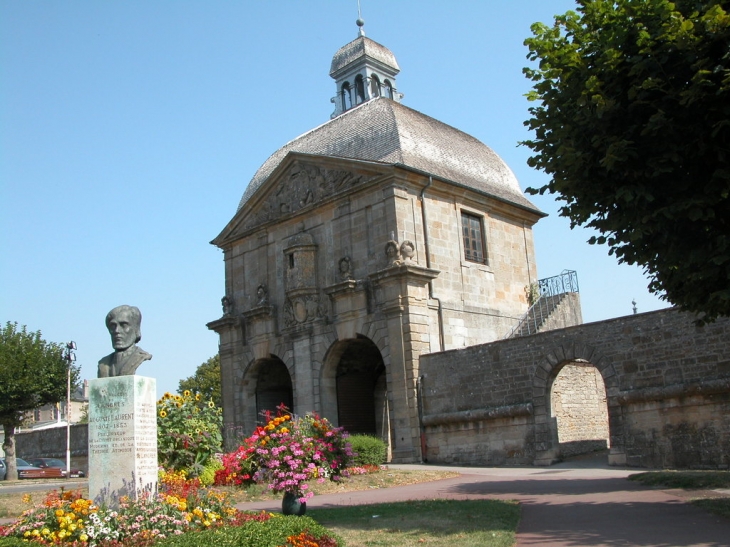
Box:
[88,376,158,506]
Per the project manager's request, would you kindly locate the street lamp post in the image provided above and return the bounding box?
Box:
[62,341,76,479]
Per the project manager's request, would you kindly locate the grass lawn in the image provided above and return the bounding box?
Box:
[629,470,730,519]
[310,499,520,547]
[215,468,460,505]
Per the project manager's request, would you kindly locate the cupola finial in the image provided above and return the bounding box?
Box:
[356,0,365,36]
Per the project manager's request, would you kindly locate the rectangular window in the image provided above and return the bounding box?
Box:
[462,212,487,264]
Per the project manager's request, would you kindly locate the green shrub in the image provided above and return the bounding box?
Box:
[349,434,387,466]
[198,457,224,486]
[154,515,342,546]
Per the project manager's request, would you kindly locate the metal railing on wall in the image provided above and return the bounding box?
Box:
[506,270,580,338]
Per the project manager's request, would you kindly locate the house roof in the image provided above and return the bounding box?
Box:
[237,97,541,214]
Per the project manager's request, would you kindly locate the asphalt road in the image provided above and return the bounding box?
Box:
[0,478,87,494]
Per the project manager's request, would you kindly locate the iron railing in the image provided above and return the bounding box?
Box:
[506,270,579,338]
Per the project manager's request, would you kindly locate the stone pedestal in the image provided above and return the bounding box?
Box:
[88,376,158,506]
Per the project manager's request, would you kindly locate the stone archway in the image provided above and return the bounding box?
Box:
[551,361,610,458]
[532,344,623,465]
[241,355,293,428]
[321,335,391,457]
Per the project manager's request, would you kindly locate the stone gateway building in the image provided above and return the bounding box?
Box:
[209,26,730,469]
[208,28,566,462]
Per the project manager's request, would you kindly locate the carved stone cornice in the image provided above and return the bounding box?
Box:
[369,263,440,287]
[242,305,275,322]
[369,263,440,314]
[206,316,240,334]
[324,279,360,298]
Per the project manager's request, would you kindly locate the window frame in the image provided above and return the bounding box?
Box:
[460,210,488,265]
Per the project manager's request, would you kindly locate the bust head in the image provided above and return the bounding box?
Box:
[105,305,142,352]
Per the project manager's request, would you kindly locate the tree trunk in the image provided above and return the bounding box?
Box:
[2,422,17,481]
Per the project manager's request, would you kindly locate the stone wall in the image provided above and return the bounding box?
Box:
[14,424,89,474]
[420,309,730,468]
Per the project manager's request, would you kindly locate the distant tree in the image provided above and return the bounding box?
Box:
[0,322,79,480]
[178,354,221,407]
[523,0,730,321]
[78,403,89,424]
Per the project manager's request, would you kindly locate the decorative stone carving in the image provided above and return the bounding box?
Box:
[243,161,377,231]
[221,295,234,316]
[338,256,353,280]
[400,240,415,263]
[383,239,417,267]
[385,240,400,266]
[256,284,269,306]
[283,295,328,327]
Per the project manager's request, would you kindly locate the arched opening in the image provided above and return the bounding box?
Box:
[250,356,293,423]
[321,336,391,458]
[383,79,393,99]
[370,74,381,98]
[550,360,610,459]
[354,75,365,105]
[341,82,352,111]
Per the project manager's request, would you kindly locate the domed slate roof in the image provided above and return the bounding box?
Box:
[330,36,400,77]
[237,97,540,214]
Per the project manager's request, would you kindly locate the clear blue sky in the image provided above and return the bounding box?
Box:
[1,0,669,397]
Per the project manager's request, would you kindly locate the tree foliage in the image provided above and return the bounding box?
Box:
[523,0,730,321]
[177,354,221,407]
[0,322,79,480]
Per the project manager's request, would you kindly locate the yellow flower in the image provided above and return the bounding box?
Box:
[208,401,215,408]
[41,528,50,536]
[183,390,192,397]
[80,534,88,542]
[159,410,168,418]
[195,393,201,401]
[176,402,182,408]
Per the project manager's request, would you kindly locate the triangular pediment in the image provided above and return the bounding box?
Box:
[213,152,389,247]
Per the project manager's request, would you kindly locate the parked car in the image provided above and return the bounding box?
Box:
[25,457,86,478]
[0,457,61,479]
[0,458,5,480]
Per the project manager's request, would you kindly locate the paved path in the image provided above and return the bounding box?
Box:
[236,457,730,547]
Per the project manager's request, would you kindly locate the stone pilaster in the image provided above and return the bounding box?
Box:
[369,262,439,462]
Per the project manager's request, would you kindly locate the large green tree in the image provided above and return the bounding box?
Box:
[0,322,79,480]
[523,0,730,321]
[177,354,221,407]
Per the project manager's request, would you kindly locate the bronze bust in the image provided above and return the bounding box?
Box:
[97,305,152,378]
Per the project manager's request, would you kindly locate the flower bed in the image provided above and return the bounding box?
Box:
[0,470,341,546]
[214,406,354,504]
